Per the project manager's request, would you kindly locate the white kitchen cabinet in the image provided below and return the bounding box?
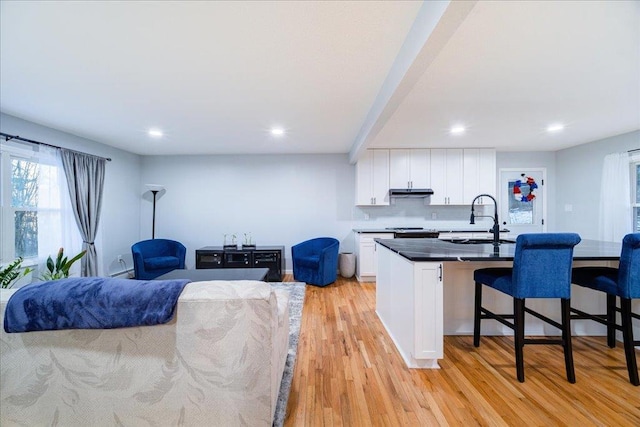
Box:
[356,149,390,206]
[463,148,496,205]
[376,244,443,368]
[355,232,393,281]
[430,149,463,205]
[389,149,430,189]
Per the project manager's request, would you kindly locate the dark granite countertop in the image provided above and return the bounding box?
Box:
[353,228,510,234]
[374,238,622,262]
[353,229,397,233]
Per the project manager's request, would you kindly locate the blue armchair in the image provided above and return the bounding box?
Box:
[132,239,186,280]
[292,237,339,287]
[473,233,582,382]
[571,233,640,386]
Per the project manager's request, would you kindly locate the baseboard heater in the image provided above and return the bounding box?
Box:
[109,268,134,279]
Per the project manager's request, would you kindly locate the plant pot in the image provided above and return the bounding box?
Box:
[338,252,356,278]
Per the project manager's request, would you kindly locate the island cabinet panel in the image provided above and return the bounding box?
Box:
[413,262,444,361]
[389,149,430,189]
[463,148,496,205]
[376,244,443,368]
[430,149,463,205]
[375,240,392,323]
[356,149,390,206]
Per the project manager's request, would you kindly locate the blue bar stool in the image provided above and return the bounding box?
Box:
[571,233,639,386]
[473,233,582,383]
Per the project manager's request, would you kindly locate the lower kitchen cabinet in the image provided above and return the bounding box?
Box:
[355,233,393,281]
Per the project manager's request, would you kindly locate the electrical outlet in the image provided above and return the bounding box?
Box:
[431,212,437,220]
[364,213,370,220]
[117,255,123,262]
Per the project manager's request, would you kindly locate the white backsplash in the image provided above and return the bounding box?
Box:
[352,197,496,231]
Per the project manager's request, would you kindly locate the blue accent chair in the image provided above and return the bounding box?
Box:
[473,233,582,383]
[292,237,339,287]
[132,239,186,280]
[571,233,640,386]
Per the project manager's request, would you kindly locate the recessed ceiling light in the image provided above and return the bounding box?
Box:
[546,124,564,133]
[450,125,465,135]
[271,127,285,136]
[148,128,163,138]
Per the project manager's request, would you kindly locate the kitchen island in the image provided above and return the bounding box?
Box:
[374,237,623,369]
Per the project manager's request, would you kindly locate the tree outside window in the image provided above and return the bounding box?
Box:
[11,158,39,258]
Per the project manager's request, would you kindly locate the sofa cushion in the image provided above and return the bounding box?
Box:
[144,256,180,270]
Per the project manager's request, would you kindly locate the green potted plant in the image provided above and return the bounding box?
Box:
[40,248,86,281]
[0,257,33,289]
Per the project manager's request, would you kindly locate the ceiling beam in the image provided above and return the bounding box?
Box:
[348,0,478,164]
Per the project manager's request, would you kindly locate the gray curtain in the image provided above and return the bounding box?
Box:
[60,149,106,276]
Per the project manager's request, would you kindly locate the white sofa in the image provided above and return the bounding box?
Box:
[0,280,289,426]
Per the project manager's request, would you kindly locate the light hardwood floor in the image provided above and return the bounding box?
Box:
[282,274,640,426]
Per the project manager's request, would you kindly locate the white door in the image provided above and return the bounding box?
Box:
[499,169,546,233]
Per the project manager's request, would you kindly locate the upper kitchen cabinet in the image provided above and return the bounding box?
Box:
[389,149,430,189]
[356,149,390,206]
[463,149,497,205]
[430,149,463,205]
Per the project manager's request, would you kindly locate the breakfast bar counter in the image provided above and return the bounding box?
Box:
[375,237,623,262]
[373,237,623,369]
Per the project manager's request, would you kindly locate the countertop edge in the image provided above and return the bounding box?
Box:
[374,238,621,262]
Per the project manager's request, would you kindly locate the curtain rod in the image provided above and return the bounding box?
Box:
[0,132,112,162]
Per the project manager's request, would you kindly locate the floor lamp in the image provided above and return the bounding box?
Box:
[145,184,164,239]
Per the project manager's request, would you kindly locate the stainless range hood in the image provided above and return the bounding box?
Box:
[388,188,434,197]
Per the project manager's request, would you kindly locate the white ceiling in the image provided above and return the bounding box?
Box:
[1,1,638,158]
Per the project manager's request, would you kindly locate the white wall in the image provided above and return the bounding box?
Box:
[555,130,639,239]
[141,151,565,271]
[140,154,356,269]
[0,113,142,275]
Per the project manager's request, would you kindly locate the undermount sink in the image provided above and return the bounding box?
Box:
[444,239,516,245]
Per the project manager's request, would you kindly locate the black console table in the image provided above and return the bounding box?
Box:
[195,246,284,282]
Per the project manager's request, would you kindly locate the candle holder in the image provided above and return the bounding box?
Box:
[242,232,256,249]
[223,234,238,250]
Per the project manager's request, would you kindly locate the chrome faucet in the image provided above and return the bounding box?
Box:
[470,194,500,246]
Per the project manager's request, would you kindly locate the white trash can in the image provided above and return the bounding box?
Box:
[339,252,356,278]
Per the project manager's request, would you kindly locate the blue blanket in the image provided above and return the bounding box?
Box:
[3,277,191,333]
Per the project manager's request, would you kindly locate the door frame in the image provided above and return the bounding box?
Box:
[498,168,548,233]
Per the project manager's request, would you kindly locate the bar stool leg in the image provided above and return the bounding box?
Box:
[474,282,482,347]
[514,298,526,382]
[607,294,617,348]
[561,298,576,383]
[620,298,639,386]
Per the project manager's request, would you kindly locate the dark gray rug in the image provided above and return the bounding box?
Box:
[271,282,305,427]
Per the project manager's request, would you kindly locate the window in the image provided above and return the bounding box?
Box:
[12,157,40,258]
[1,142,74,265]
[507,180,533,224]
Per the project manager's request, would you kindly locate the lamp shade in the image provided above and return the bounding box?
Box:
[145,184,165,192]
